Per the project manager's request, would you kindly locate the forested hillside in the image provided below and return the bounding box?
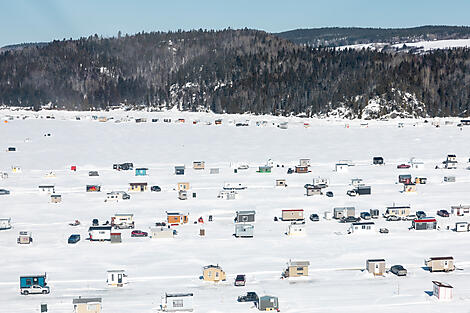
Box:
[1,29,470,117]
[276,26,470,47]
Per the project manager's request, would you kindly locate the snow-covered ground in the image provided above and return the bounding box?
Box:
[338,38,470,52]
[1,109,470,313]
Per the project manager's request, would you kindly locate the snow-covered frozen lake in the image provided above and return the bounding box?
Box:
[1,109,470,312]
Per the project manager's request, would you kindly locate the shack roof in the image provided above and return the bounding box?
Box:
[433,281,453,288]
[73,297,102,304]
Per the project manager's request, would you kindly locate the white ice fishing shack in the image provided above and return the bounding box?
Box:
[161,292,193,312]
[0,218,11,230]
[88,226,112,241]
[107,270,128,287]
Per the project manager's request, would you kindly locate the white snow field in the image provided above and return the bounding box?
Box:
[2,109,470,313]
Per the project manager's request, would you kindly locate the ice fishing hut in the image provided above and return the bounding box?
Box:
[366,259,386,276]
[129,182,147,192]
[257,165,272,173]
[410,158,424,169]
[412,218,437,230]
[73,297,102,313]
[335,163,348,172]
[425,257,455,272]
[0,218,12,230]
[86,185,101,192]
[295,165,309,173]
[234,224,254,238]
[150,227,174,238]
[403,183,417,193]
[17,231,32,244]
[167,212,189,226]
[39,185,55,193]
[287,222,305,236]
[299,158,311,167]
[349,222,375,234]
[282,260,310,278]
[110,232,122,243]
[455,222,469,232]
[175,166,185,175]
[282,209,304,221]
[235,210,256,223]
[257,296,279,311]
[433,281,453,301]
[177,182,190,191]
[111,213,135,229]
[202,265,226,282]
[305,185,322,196]
[398,174,412,184]
[107,270,128,287]
[445,155,457,169]
[135,168,148,176]
[88,226,112,241]
[20,274,47,291]
[451,205,470,216]
[217,190,237,200]
[161,293,194,312]
[178,190,188,200]
[193,161,205,170]
[50,194,62,203]
[333,207,355,219]
[444,176,456,183]
[276,179,287,187]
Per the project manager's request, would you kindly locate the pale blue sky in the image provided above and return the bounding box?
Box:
[1,0,469,47]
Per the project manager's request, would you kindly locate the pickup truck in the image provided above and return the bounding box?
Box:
[238,292,258,302]
[21,284,50,295]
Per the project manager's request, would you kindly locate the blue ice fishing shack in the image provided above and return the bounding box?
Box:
[135,168,148,176]
[20,274,47,288]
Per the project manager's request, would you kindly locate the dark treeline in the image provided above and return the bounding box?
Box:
[1,29,470,117]
[276,26,470,47]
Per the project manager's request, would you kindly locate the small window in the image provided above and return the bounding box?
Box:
[173,299,183,308]
[297,267,304,271]
[215,272,219,277]
[26,279,32,285]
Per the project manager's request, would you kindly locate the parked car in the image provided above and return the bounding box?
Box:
[21,284,50,295]
[386,215,401,221]
[360,212,371,220]
[131,230,148,237]
[67,234,80,244]
[0,189,10,195]
[346,190,357,197]
[309,214,319,222]
[234,274,246,286]
[340,216,360,223]
[326,191,334,197]
[403,214,417,221]
[416,211,426,219]
[437,210,450,217]
[151,185,161,192]
[88,171,99,176]
[379,228,389,234]
[397,164,411,169]
[155,222,166,227]
[237,292,258,302]
[390,265,407,276]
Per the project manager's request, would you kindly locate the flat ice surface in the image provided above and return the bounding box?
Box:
[1,110,470,312]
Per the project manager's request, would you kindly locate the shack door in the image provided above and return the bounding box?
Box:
[443,260,449,270]
[374,263,380,274]
[118,274,122,283]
